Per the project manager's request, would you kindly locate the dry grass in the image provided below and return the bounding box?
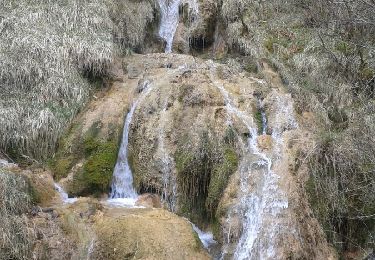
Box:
[0,0,155,160]
[108,0,154,51]
[0,169,34,260]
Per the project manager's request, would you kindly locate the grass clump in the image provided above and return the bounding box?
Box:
[0,0,156,162]
[0,169,34,260]
[0,0,114,161]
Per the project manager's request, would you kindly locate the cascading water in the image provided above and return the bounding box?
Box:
[208,62,296,259]
[54,183,77,204]
[109,81,152,206]
[157,0,199,53]
[158,0,181,53]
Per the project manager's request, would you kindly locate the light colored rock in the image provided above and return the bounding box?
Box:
[135,193,162,208]
[92,208,210,260]
[257,134,273,150]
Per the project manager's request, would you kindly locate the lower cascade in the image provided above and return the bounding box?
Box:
[109,81,152,205]
[54,183,77,204]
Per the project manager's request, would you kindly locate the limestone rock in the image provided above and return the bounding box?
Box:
[92,208,210,260]
[257,134,273,150]
[135,193,162,208]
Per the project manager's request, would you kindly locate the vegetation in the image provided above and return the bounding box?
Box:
[0,169,34,260]
[220,0,375,254]
[0,0,155,161]
[70,139,118,197]
[175,129,239,225]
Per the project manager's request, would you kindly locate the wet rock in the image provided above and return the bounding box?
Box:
[92,208,210,260]
[135,193,162,208]
[127,64,143,79]
[257,134,273,150]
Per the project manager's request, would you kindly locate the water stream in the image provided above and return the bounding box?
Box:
[208,62,293,259]
[108,81,152,206]
[54,183,77,204]
[158,98,178,212]
[158,0,181,53]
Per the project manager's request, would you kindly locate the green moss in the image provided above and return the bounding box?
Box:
[360,66,374,81]
[244,60,258,73]
[53,156,74,180]
[70,140,118,197]
[175,130,239,226]
[264,37,277,53]
[335,41,354,56]
[206,148,238,214]
[254,110,263,134]
[50,122,82,180]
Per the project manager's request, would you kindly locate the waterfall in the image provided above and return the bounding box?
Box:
[191,223,217,249]
[157,0,199,53]
[208,62,294,259]
[158,0,181,53]
[109,81,152,205]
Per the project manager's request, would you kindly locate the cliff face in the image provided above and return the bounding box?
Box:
[1,0,374,258]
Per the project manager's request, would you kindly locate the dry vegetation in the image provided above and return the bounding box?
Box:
[220,0,375,254]
[0,169,34,260]
[0,0,155,161]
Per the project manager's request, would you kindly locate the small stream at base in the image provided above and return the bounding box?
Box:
[54,183,77,204]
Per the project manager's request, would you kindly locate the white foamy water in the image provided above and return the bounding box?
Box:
[158,0,181,53]
[158,99,178,212]
[110,81,153,201]
[208,62,294,259]
[106,198,137,207]
[157,0,199,53]
[192,223,217,249]
[54,183,77,204]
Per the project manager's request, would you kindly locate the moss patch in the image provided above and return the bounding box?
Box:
[175,128,239,226]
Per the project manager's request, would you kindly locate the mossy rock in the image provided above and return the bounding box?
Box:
[69,140,118,197]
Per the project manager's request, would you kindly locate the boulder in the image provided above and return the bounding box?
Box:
[135,193,162,208]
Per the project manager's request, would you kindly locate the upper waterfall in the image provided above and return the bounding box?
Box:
[157,0,199,53]
[158,0,181,53]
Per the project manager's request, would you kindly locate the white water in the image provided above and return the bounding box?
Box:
[208,62,294,259]
[158,0,181,53]
[54,183,77,204]
[109,81,152,203]
[192,223,217,249]
[158,0,199,53]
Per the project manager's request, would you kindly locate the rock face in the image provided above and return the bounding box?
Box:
[92,208,210,260]
[114,53,335,259]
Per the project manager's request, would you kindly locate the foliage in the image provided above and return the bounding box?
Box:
[175,129,239,225]
[71,140,118,197]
